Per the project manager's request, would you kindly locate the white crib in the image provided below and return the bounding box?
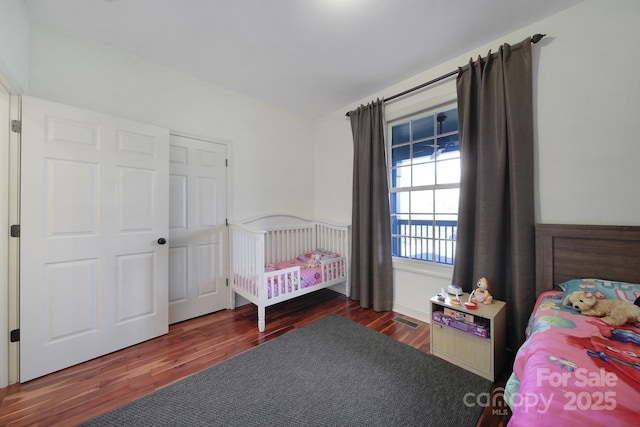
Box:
[229,215,351,332]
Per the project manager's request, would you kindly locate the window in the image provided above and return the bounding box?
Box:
[388,102,460,265]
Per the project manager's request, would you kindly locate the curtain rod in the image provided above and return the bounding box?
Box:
[345,33,546,117]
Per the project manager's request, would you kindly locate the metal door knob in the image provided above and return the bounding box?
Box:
[157,238,167,245]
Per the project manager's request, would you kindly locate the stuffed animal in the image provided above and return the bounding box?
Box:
[306,253,322,268]
[470,277,493,304]
[563,290,640,326]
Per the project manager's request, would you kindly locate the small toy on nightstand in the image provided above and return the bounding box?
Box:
[470,277,493,305]
[437,288,446,302]
[450,291,462,306]
[464,300,478,309]
[446,284,463,305]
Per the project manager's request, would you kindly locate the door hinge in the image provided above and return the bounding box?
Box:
[225,218,228,227]
[10,224,20,238]
[226,278,229,287]
[10,329,19,343]
[11,120,21,133]
[225,159,228,167]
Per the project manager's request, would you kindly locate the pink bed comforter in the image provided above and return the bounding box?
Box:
[506,291,640,426]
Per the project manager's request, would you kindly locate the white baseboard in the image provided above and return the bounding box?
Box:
[329,284,430,324]
[328,282,347,295]
[392,301,429,324]
[234,285,431,326]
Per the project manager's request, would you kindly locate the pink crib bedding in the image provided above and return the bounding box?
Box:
[505,285,640,426]
[264,250,342,299]
[265,259,323,288]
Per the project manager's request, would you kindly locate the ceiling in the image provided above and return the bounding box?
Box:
[24,0,581,119]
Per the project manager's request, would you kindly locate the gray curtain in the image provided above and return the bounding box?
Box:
[349,99,393,311]
[453,38,535,349]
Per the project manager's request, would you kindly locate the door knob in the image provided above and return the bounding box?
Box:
[157,237,167,245]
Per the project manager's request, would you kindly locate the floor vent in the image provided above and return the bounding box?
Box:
[392,316,420,329]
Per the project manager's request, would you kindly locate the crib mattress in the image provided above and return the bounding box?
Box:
[265,259,322,288]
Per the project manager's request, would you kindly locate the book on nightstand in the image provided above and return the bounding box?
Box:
[432,311,489,338]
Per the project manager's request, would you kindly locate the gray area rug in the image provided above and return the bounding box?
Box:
[82,314,491,426]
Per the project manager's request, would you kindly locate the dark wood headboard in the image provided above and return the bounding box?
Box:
[535,224,640,295]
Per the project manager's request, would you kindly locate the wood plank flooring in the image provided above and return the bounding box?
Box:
[0,289,512,426]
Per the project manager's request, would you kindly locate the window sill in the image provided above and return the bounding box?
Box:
[392,257,454,280]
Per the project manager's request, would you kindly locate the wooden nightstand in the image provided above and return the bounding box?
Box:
[430,293,506,381]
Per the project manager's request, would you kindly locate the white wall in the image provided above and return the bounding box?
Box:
[0,0,30,93]
[313,0,640,322]
[533,0,640,224]
[28,24,315,223]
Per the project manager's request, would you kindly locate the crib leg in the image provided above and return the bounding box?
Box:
[258,306,266,332]
[230,290,236,309]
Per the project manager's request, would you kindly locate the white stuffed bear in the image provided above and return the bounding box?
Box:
[563,290,640,326]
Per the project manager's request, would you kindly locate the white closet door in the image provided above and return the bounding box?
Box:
[19,96,169,382]
[168,134,227,324]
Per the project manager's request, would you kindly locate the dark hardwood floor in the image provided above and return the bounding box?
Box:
[0,289,512,426]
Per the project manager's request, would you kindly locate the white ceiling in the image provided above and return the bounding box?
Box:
[24,0,581,119]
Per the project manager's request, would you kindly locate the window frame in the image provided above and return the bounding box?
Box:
[386,99,459,272]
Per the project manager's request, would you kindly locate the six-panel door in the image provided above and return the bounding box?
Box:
[168,134,228,324]
[20,96,170,382]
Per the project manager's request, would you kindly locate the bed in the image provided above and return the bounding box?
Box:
[229,215,350,332]
[505,224,640,426]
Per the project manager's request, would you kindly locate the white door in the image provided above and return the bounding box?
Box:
[168,134,227,324]
[20,96,169,382]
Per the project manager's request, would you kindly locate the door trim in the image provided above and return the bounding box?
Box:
[1,83,20,387]
[7,94,20,386]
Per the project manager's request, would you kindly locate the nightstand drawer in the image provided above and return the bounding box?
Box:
[432,322,491,372]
